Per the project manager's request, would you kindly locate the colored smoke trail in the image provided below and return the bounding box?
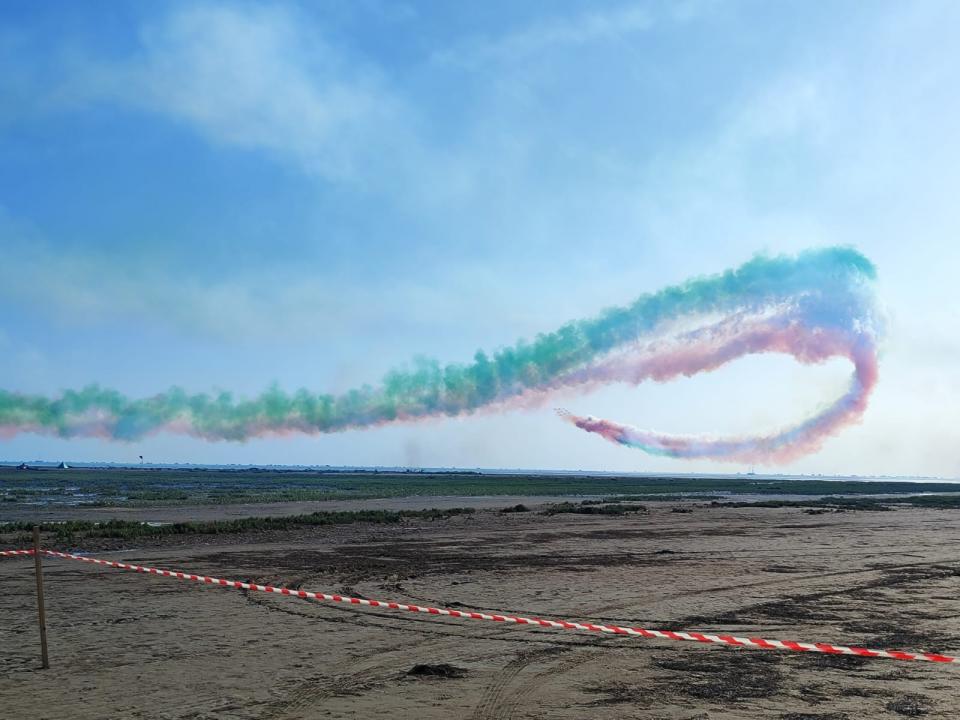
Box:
[0,247,880,463]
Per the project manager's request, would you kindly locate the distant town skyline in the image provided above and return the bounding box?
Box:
[1,1,958,477]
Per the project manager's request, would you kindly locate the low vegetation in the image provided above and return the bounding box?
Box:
[541,501,647,516]
[2,507,475,545]
[713,495,960,511]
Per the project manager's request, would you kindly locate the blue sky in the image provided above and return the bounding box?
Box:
[1,0,958,476]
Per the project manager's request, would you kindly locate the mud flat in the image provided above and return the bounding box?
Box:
[1,502,959,719]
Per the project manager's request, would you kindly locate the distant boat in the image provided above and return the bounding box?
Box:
[747,465,757,476]
[57,461,70,469]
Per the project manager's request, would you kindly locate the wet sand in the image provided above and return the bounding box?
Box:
[1,502,959,718]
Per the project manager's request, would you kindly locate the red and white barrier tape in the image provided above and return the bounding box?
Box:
[40,549,959,664]
[0,549,34,558]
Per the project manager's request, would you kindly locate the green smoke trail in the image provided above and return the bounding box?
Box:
[0,247,877,443]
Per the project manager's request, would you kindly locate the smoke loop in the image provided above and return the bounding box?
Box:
[0,248,880,463]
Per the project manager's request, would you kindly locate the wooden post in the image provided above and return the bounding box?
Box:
[32,526,50,669]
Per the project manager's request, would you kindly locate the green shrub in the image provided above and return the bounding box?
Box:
[541,502,646,516]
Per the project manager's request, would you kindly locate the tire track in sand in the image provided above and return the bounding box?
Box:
[260,634,456,719]
[470,647,602,720]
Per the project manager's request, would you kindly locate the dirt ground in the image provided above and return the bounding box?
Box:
[1,502,959,719]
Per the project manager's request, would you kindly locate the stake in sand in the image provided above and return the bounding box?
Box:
[33,528,49,669]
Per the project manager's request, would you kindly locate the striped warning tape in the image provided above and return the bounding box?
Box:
[39,549,959,664]
[0,549,34,558]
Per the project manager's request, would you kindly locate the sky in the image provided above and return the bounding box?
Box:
[0,0,957,476]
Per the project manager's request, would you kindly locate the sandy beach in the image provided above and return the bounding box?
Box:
[2,501,959,718]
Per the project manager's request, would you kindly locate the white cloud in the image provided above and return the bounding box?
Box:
[57,3,659,191]
[71,3,412,183]
[0,222,559,354]
[433,3,654,69]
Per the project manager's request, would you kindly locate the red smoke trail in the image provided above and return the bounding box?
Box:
[557,313,877,463]
[0,248,880,461]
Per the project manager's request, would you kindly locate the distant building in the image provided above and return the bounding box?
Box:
[57,461,70,469]
[16,462,30,471]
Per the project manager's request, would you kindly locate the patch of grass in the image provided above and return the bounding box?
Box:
[601,494,723,502]
[540,502,646,516]
[896,495,960,509]
[2,507,476,543]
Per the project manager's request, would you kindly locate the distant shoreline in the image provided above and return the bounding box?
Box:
[3,466,960,520]
[0,461,954,483]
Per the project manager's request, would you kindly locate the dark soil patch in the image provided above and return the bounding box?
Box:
[763,564,803,573]
[804,654,870,672]
[753,598,840,622]
[885,694,933,716]
[583,682,645,705]
[407,663,468,679]
[653,651,783,701]
[841,620,959,653]
[781,714,850,720]
[205,538,688,583]
[690,561,960,631]
[881,565,960,586]
[869,629,956,651]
